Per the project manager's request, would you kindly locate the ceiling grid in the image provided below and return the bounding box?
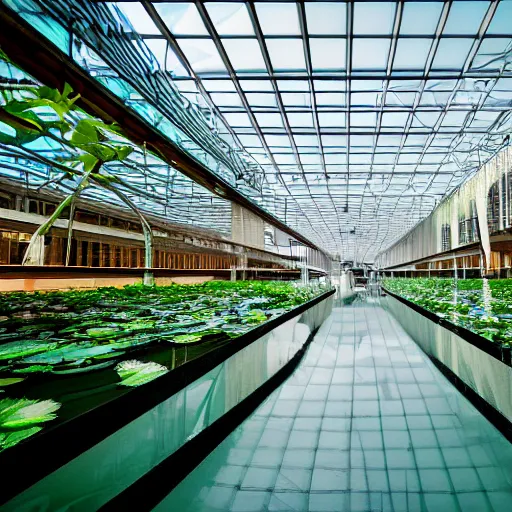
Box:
[4,0,512,262]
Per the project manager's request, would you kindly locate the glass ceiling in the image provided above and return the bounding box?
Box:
[4,0,512,263]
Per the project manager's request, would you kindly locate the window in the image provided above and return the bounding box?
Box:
[441,224,451,251]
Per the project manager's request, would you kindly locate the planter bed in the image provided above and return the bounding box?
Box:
[381,284,512,443]
[383,278,512,355]
[0,282,334,507]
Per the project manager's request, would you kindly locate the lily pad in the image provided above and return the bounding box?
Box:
[0,378,26,386]
[13,365,54,374]
[115,360,168,387]
[0,340,58,361]
[0,397,61,429]
[86,327,121,338]
[172,334,202,344]
[0,426,43,451]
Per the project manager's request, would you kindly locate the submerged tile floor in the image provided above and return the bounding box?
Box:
[153,302,512,511]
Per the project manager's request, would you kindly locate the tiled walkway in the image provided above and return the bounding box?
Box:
[153,302,512,512]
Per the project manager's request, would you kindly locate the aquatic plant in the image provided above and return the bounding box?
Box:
[0,397,61,450]
[115,360,168,387]
[383,278,512,347]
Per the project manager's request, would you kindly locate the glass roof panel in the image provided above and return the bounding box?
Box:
[222,39,266,72]
[315,93,346,107]
[202,79,237,92]
[393,39,432,70]
[431,38,474,69]
[353,39,391,70]
[305,2,346,35]
[442,1,489,36]
[353,2,395,36]
[154,2,208,35]
[246,93,278,107]
[286,112,315,128]
[487,1,512,35]
[210,92,243,107]
[255,2,300,36]
[266,39,306,71]
[318,112,346,128]
[205,2,254,35]
[17,0,512,263]
[310,39,346,71]
[400,2,443,36]
[240,79,274,92]
[281,92,311,107]
[143,39,189,76]
[223,112,253,127]
[254,112,284,128]
[471,38,512,72]
[115,2,160,34]
[177,39,227,73]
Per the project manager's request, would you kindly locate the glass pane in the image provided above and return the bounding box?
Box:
[154,3,208,35]
[266,39,306,71]
[223,112,253,127]
[286,113,314,128]
[381,112,409,128]
[353,39,390,70]
[393,39,432,70]
[202,79,237,92]
[412,112,440,128]
[385,92,416,107]
[305,2,346,35]
[351,92,380,107]
[443,1,490,36]
[277,80,310,92]
[222,39,266,72]
[353,2,395,35]
[351,113,377,127]
[237,134,262,146]
[281,93,311,107]
[400,2,443,36]
[240,80,274,91]
[254,112,284,128]
[210,92,243,107]
[314,80,346,92]
[255,2,300,35]
[431,39,474,69]
[315,93,346,107]
[471,38,512,71]
[177,39,227,73]
[245,93,278,107]
[294,134,319,146]
[116,2,161,34]
[322,134,347,147]
[310,39,346,71]
[205,2,254,35]
[318,112,346,127]
[144,39,189,76]
[441,111,468,127]
[487,1,512,34]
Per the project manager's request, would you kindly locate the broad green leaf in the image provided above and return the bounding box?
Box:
[0,340,58,361]
[71,119,100,145]
[0,397,61,428]
[0,378,26,386]
[0,426,43,451]
[115,145,134,161]
[116,360,168,387]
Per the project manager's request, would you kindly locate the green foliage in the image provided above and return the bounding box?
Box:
[0,397,61,450]
[0,280,326,376]
[115,360,168,387]
[383,278,512,347]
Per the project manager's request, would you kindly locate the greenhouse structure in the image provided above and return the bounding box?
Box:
[1,0,512,510]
